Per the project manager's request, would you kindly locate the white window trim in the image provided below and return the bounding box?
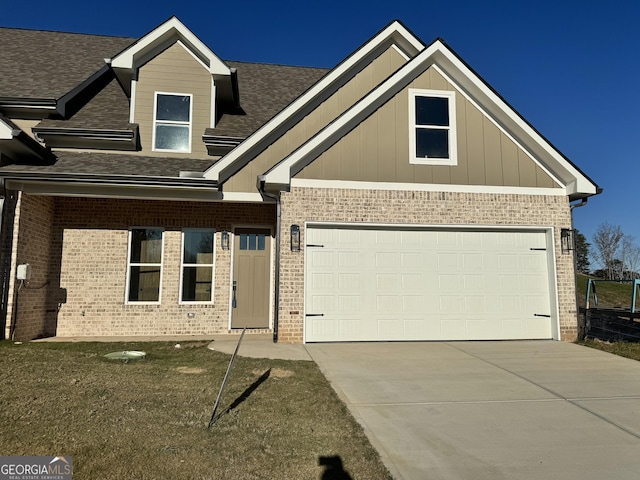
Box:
[179,228,216,305]
[152,92,193,153]
[125,227,164,305]
[408,88,457,166]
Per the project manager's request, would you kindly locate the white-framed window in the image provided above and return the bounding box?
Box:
[153,92,192,152]
[180,229,215,303]
[126,227,164,304]
[408,88,457,166]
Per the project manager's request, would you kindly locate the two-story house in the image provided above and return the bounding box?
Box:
[0,17,599,343]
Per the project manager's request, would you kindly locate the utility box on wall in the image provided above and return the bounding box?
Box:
[16,264,31,281]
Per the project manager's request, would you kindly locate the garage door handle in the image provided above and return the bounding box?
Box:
[534,314,551,317]
[305,313,324,317]
[306,244,324,248]
[530,248,547,251]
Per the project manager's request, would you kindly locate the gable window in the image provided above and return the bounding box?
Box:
[126,228,164,303]
[409,89,457,166]
[180,229,215,303]
[153,93,192,152]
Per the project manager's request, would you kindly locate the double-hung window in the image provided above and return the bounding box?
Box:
[126,228,164,303]
[180,229,215,303]
[409,89,457,165]
[153,93,192,152]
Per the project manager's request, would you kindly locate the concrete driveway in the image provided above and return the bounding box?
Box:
[306,341,640,480]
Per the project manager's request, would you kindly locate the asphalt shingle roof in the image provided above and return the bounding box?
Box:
[209,61,329,139]
[37,76,132,130]
[0,27,328,178]
[0,28,134,100]
[0,152,214,177]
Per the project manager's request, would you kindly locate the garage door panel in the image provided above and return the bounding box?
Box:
[305,227,554,342]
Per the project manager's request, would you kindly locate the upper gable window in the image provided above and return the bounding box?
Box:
[153,93,192,153]
[409,89,457,166]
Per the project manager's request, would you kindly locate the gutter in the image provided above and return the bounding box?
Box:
[32,126,139,151]
[569,189,602,341]
[257,176,281,343]
[1,171,218,189]
[32,127,136,141]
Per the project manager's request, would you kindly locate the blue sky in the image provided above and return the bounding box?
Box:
[3,0,639,266]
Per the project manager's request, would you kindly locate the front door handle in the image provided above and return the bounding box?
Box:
[232,281,237,308]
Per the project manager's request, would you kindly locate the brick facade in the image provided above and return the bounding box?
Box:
[5,188,578,344]
[278,187,576,343]
[4,192,57,340]
[6,195,275,339]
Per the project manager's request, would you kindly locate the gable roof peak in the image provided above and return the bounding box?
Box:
[109,16,230,76]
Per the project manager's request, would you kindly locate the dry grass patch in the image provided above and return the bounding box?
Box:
[578,338,640,362]
[0,341,391,480]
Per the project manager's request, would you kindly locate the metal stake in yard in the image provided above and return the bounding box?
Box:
[208,326,246,427]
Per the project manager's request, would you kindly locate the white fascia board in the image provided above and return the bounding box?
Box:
[266,40,597,197]
[204,20,424,182]
[0,118,17,140]
[430,46,597,196]
[264,42,444,186]
[110,17,230,76]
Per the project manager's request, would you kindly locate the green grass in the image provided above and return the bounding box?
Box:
[576,273,635,309]
[0,341,392,480]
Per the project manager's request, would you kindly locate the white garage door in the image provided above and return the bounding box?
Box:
[305,226,554,342]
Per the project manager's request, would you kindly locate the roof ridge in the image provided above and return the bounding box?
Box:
[226,59,330,70]
[0,26,135,41]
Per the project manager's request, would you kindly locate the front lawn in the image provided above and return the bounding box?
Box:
[579,339,640,362]
[0,341,391,479]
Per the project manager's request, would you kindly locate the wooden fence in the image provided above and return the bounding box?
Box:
[582,308,640,342]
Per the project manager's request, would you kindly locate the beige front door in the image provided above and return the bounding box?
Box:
[231,228,271,329]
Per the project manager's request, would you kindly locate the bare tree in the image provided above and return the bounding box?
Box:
[592,223,624,280]
[620,236,640,280]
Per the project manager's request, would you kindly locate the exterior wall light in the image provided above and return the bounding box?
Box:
[221,231,230,250]
[290,224,301,252]
[561,228,574,255]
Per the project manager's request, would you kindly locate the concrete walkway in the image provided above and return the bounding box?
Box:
[305,341,640,480]
[35,335,640,478]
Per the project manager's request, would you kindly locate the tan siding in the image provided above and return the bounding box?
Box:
[295,66,561,190]
[464,98,485,184]
[483,116,503,185]
[134,42,211,158]
[377,101,396,180]
[501,133,520,185]
[518,148,537,187]
[224,46,408,192]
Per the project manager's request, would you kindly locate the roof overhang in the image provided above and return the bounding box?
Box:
[109,17,231,76]
[0,98,58,120]
[2,171,221,202]
[203,134,244,156]
[204,20,425,184]
[260,38,599,200]
[32,126,139,151]
[0,115,54,163]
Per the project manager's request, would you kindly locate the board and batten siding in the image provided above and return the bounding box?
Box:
[134,42,212,158]
[223,45,408,192]
[296,66,560,189]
